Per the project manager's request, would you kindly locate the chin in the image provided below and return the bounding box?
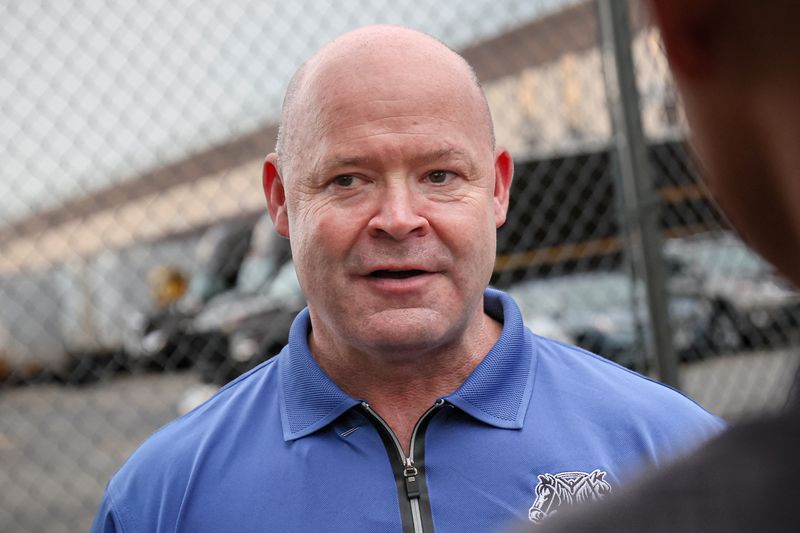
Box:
[356,309,456,354]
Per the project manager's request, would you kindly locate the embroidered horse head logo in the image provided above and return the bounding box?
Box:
[528,469,612,523]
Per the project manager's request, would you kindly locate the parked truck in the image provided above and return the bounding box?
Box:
[0,234,200,384]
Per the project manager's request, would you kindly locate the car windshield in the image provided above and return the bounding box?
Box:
[511,273,636,316]
[236,256,279,294]
[690,245,765,277]
[266,261,303,302]
[666,238,767,278]
[186,272,225,303]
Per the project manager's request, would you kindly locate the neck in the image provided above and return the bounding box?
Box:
[309,311,502,454]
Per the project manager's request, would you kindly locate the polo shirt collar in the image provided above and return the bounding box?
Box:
[279,288,536,441]
[278,308,360,441]
[444,288,535,429]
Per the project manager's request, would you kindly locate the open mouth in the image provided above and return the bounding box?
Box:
[369,269,428,279]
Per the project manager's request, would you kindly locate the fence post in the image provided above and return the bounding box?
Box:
[597,0,679,387]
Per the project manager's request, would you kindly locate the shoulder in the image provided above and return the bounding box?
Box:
[533,332,714,412]
[103,356,283,529]
[529,332,725,455]
[137,354,281,454]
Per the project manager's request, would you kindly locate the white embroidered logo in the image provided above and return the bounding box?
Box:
[528,470,612,523]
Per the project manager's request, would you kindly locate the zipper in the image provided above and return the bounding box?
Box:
[361,399,445,533]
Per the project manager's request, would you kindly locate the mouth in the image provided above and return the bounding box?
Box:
[368,269,429,279]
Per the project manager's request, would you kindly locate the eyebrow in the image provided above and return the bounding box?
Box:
[410,147,479,177]
[316,147,477,175]
[329,155,374,168]
[309,155,374,180]
[412,147,474,168]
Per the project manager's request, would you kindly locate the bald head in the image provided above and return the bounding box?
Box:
[275,25,495,175]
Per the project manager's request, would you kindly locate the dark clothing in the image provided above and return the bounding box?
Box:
[535,366,800,532]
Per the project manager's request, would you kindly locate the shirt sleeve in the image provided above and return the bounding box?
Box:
[89,488,122,533]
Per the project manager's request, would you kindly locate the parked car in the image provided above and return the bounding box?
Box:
[211,261,303,385]
[177,260,304,414]
[665,234,800,352]
[124,217,255,369]
[507,271,714,371]
[190,217,296,384]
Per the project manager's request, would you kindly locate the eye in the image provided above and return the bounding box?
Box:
[332,175,356,187]
[426,170,455,184]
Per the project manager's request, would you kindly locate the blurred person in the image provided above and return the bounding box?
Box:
[532,0,800,531]
[91,25,723,532]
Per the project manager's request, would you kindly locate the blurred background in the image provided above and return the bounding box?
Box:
[1,0,798,530]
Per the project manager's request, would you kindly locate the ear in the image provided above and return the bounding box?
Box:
[262,153,290,238]
[648,0,723,80]
[492,148,514,228]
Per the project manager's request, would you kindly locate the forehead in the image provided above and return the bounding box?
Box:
[289,50,490,172]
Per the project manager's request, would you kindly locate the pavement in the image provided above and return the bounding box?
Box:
[682,348,799,421]
[0,371,196,533]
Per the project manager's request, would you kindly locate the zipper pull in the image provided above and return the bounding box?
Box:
[403,457,420,499]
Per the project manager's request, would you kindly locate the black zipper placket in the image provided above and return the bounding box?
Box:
[360,399,445,533]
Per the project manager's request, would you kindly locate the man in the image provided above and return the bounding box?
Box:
[91,25,722,532]
[535,0,800,531]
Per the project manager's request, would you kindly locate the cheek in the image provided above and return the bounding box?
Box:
[289,204,359,266]
[433,207,497,269]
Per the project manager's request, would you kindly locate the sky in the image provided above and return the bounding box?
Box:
[0,0,575,223]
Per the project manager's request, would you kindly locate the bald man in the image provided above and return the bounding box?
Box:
[91,26,722,532]
[533,1,800,531]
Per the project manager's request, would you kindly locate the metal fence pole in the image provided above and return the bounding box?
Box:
[597,0,679,387]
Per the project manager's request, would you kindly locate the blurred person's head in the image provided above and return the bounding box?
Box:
[649,0,800,285]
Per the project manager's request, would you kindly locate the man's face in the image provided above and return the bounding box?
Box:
[269,55,511,358]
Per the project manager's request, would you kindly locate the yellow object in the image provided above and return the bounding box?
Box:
[148,265,188,308]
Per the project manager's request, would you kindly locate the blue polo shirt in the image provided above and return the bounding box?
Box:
[92,289,723,532]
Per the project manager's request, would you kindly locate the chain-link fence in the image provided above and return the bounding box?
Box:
[1,0,798,531]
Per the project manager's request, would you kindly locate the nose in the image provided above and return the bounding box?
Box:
[367,183,429,240]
